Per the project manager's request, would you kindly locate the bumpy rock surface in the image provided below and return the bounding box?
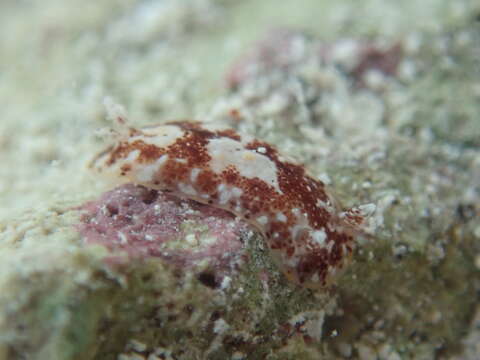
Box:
[0,0,479,359]
[78,184,250,280]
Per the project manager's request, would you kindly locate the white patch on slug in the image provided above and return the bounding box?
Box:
[135,154,169,183]
[231,187,243,198]
[311,229,327,246]
[218,184,244,205]
[207,137,282,193]
[125,149,141,163]
[256,216,269,225]
[178,183,197,196]
[190,168,201,183]
[276,212,287,223]
[133,125,184,147]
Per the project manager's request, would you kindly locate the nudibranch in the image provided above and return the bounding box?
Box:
[91,120,374,288]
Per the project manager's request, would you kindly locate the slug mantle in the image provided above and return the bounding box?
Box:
[91,119,375,288]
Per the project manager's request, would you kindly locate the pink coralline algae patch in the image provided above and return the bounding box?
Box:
[225,27,403,89]
[90,120,375,288]
[77,183,250,286]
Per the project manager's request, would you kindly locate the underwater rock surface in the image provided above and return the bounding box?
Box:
[0,0,479,359]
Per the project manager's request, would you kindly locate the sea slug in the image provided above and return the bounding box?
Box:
[91,119,374,288]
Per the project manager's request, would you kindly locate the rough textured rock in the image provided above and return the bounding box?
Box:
[77,184,251,282]
[1,0,479,359]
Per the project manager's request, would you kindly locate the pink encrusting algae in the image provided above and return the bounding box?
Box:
[77,183,250,285]
[225,28,403,90]
[89,120,375,288]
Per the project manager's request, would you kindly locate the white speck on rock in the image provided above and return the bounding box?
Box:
[118,231,128,244]
[221,276,232,289]
[213,318,230,334]
[128,339,147,352]
[185,234,197,245]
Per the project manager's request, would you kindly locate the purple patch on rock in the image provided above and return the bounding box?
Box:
[77,184,252,286]
[225,27,403,90]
